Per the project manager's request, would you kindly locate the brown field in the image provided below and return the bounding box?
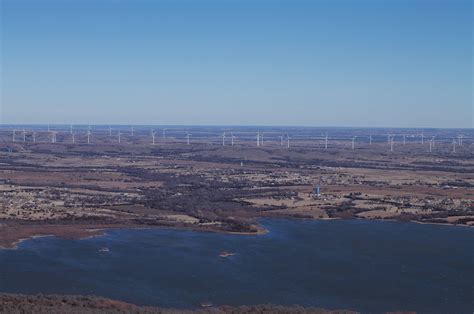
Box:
[0,132,472,248]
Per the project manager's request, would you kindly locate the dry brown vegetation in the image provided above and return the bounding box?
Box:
[0,132,472,248]
[0,293,357,314]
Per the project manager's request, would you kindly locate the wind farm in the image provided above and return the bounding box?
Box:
[0,124,472,250]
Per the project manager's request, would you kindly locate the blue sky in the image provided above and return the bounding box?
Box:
[1,0,472,127]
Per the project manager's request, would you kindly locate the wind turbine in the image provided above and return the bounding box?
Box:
[50,131,57,144]
[70,124,73,134]
[72,133,76,144]
[118,131,122,144]
[431,136,435,148]
[452,138,456,153]
[22,129,26,142]
[403,134,406,145]
[325,135,328,149]
[131,126,134,137]
[280,135,284,147]
[429,139,433,153]
[256,132,260,147]
[186,132,191,145]
[390,136,394,152]
[351,137,356,150]
[369,134,372,145]
[12,130,16,142]
[87,130,91,144]
[151,129,156,145]
[221,132,226,146]
[32,132,37,143]
[231,133,235,146]
[109,126,112,137]
[421,132,424,145]
[287,134,290,148]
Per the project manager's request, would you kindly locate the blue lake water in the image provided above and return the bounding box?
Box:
[0,219,472,313]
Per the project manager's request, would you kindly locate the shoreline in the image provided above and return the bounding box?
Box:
[1,215,471,250]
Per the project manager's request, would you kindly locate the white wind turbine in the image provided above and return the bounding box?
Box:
[390,136,394,152]
[221,132,226,146]
[403,134,406,145]
[287,133,290,148]
[131,126,134,137]
[109,126,112,137]
[351,137,356,150]
[70,124,73,134]
[429,139,433,153]
[50,131,57,143]
[325,135,328,149]
[87,130,91,144]
[231,133,235,146]
[22,129,26,142]
[452,138,456,153]
[369,134,372,145]
[72,132,76,144]
[118,130,122,144]
[12,130,16,142]
[256,132,260,147]
[151,129,156,145]
[32,132,37,143]
[421,132,424,145]
[186,132,191,145]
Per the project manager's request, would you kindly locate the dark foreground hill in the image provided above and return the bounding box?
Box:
[0,294,358,314]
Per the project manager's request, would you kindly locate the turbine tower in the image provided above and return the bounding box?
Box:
[87,130,91,144]
[256,132,260,147]
[390,136,394,152]
[429,139,432,153]
[352,137,356,150]
[118,131,122,144]
[109,126,112,137]
[186,132,191,145]
[287,134,290,148]
[22,129,26,142]
[280,135,284,147]
[452,138,456,153]
[72,133,76,144]
[369,134,372,145]
[32,132,37,143]
[231,133,235,146]
[151,130,156,145]
[325,135,328,149]
[12,130,16,142]
[421,132,424,145]
[403,134,406,145]
[222,132,226,146]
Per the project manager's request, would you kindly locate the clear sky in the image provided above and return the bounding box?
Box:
[0,0,472,128]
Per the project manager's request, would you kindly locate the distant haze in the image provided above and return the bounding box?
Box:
[1,0,472,128]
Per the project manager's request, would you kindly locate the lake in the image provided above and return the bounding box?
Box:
[0,219,472,313]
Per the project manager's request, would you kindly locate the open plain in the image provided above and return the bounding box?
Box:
[0,126,472,248]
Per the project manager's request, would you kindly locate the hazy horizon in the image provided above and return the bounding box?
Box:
[1,0,472,128]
